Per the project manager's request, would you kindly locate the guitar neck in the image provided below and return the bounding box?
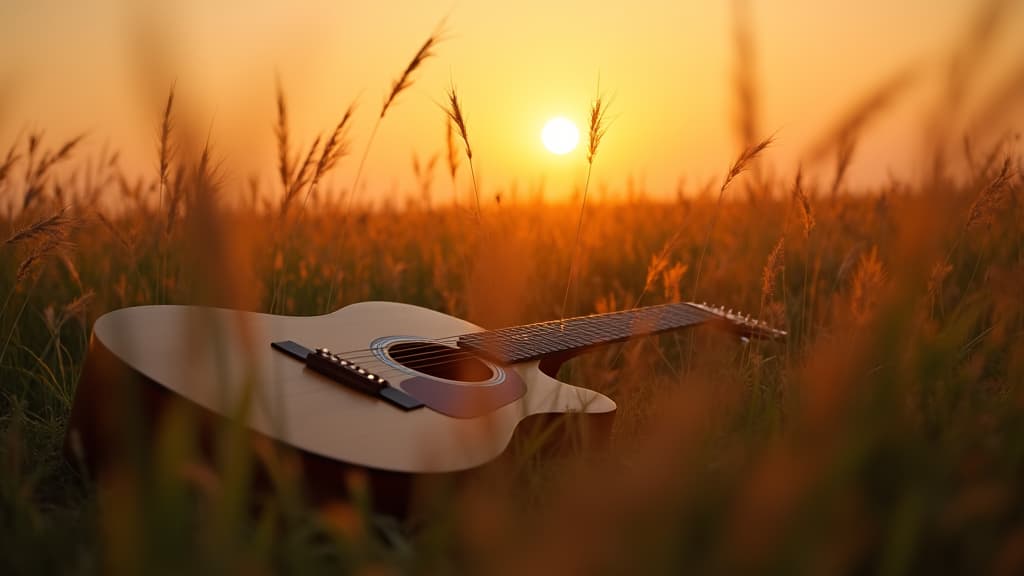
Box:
[457,302,716,364]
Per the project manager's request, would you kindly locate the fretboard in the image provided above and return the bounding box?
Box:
[457,302,716,364]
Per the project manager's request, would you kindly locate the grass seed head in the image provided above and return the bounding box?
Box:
[587,90,611,165]
[761,236,785,305]
[966,156,1014,231]
[791,168,815,238]
[158,83,175,200]
[446,118,460,183]
[444,84,472,161]
[722,135,773,197]
[381,28,443,120]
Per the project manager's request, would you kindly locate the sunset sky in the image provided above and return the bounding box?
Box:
[1,1,1022,204]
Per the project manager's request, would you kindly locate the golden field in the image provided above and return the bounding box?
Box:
[2,3,1024,574]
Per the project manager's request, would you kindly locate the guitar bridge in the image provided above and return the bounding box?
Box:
[271,340,424,411]
[307,347,387,395]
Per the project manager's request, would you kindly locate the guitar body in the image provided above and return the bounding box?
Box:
[68,301,617,512]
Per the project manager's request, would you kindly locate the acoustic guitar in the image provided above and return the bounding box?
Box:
[67,300,783,514]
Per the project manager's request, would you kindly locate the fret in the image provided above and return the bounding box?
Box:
[458,302,716,364]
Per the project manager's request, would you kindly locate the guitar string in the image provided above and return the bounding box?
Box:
[292,305,716,366]
[292,305,715,366]
[312,319,713,383]
[290,305,718,367]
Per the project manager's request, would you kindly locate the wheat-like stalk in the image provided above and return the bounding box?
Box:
[275,77,294,198]
[561,85,611,320]
[4,206,72,246]
[15,225,76,284]
[63,289,95,324]
[157,83,175,217]
[731,0,760,149]
[0,141,20,193]
[443,82,479,219]
[302,104,356,211]
[21,134,85,211]
[349,25,443,207]
[690,135,773,301]
[966,156,1013,231]
[381,34,441,120]
[850,245,885,324]
[791,168,815,238]
[761,236,785,306]
[586,92,610,166]
[445,117,460,205]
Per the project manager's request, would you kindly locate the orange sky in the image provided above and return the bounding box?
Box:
[1,1,1022,205]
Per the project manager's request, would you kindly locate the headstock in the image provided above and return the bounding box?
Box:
[687,301,787,341]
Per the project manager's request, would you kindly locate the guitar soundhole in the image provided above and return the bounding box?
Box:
[387,342,494,383]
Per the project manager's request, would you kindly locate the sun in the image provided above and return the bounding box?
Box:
[541,117,580,155]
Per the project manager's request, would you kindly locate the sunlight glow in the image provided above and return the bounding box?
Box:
[541,117,580,155]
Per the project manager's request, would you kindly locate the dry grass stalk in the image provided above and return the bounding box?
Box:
[16,233,74,283]
[21,133,85,211]
[275,77,293,197]
[63,286,94,317]
[60,251,82,290]
[966,157,1014,231]
[4,207,73,246]
[194,133,220,200]
[445,118,460,195]
[165,164,187,235]
[443,82,480,219]
[970,62,1024,138]
[411,152,438,206]
[761,236,785,306]
[380,31,442,120]
[808,69,914,164]
[850,246,885,324]
[587,91,610,165]
[731,0,759,149]
[942,0,1010,119]
[95,210,133,252]
[157,83,175,215]
[0,141,19,192]
[690,135,773,300]
[314,106,356,184]
[349,24,443,206]
[301,104,356,210]
[830,136,857,198]
[791,168,815,238]
[720,135,773,197]
[637,232,681,306]
[926,261,954,311]
[444,86,472,161]
[63,289,95,325]
[281,137,320,217]
[662,262,688,303]
[562,84,612,320]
